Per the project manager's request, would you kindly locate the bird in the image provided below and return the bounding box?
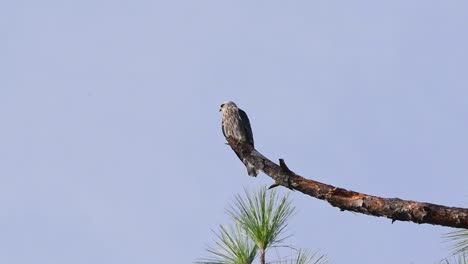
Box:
[219,101,258,177]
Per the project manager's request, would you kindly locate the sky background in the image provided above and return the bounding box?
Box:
[2,0,468,263]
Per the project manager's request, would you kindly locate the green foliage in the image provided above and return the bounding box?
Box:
[273,249,328,264]
[228,187,294,251]
[293,249,328,264]
[196,224,257,264]
[439,253,468,264]
[198,186,327,264]
[445,229,468,256]
[441,229,468,264]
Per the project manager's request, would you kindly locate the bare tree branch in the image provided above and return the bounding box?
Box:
[226,137,468,229]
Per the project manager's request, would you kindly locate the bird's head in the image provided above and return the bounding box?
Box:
[219,101,237,112]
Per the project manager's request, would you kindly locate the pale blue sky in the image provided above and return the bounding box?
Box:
[2,1,468,263]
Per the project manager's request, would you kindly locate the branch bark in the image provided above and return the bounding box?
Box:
[227,137,468,229]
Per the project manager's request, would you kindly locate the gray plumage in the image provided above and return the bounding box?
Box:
[219,101,258,176]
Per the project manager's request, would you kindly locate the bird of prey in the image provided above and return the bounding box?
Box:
[219,101,258,177]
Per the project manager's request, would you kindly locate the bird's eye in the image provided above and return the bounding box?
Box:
[220,104,225,108]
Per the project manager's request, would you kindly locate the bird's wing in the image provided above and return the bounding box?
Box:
[221,119,227,138]
[239,109,254,147]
